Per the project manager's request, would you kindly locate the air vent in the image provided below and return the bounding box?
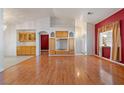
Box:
[88,12,93,15]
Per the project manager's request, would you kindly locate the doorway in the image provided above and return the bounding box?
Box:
[40,31,49,55]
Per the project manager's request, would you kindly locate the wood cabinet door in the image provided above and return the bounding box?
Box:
[49,38,55,50]
[56,31,68,38]
[18,32,36,42]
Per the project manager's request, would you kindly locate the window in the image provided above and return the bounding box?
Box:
[50,32,55,37]
[100,30,112,47]
[99,30,112,58]
[69,32,74,37]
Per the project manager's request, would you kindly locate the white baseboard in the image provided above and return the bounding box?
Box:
[94,54,124,66]
[75,53,84,55]
[49,54,75,56]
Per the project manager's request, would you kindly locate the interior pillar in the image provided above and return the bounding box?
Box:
[0,9,4,72]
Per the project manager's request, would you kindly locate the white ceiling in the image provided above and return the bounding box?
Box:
[4,8,122,25]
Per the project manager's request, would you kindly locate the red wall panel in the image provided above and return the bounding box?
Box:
[95,9,124,63]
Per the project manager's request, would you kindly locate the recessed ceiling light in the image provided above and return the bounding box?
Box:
[88,12,93,15]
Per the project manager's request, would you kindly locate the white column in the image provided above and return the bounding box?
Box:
[0,8,4,72]
[36,32,40,56]
[4,24,16,56]
[86,23,95,55]
[75,19,87,55]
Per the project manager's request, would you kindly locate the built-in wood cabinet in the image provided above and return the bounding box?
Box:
[49,50,69,54]
[56,31,68,38]
[49,31,75,55]
[55,50,68,54]
[17,46,36,56]
[49,38,55,50]
[17,30,36,56]
[49,38,55,54]
[49,50,56,54]
[69,38,74,53]
[18,32,36,42]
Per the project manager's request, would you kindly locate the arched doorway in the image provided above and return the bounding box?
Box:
[39,31,49,55]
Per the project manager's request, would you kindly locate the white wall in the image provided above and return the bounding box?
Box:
[51,17,75,27]
[4,15,96,56]
[16,17,50,29]
[14,17,75,56]
[4,24,16,56]
[75,27,83,54]
[75,16,95,55]
[4,15,95,56]
[3,17,50,56]
[86,23,95,55]
[0,9,4,72]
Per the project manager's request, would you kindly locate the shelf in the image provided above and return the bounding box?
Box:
[49,31,75,55]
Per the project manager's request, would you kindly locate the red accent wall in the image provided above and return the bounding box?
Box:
[95,9,124,63]
[40,35,49,50]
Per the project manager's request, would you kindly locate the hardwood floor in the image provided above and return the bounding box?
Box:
[0,54,124,85]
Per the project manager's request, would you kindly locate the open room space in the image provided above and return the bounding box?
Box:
[1,54,124,84]
[0,8,124,85]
